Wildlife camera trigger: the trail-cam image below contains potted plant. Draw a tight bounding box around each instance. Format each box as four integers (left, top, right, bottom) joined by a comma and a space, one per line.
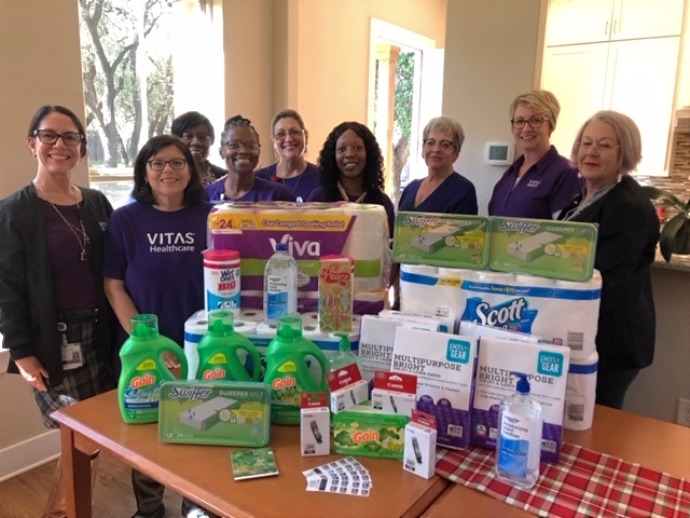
641, 186, 690, 262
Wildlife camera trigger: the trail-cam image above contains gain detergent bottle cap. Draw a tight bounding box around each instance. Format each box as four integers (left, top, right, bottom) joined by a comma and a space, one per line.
207, 309, 234, 337
276, 315, 303, 343
129, 314, 160, 340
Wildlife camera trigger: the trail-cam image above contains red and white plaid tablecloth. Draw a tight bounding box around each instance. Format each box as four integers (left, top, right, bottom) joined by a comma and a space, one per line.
435, 443, 690, 517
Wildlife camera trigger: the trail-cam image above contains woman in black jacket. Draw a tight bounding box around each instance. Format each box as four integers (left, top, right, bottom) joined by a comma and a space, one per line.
0, 105, 116, 517
561, 110, 660, 409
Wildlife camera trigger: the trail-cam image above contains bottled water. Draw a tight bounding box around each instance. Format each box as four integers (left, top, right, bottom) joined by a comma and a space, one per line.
263, 243, 298, 324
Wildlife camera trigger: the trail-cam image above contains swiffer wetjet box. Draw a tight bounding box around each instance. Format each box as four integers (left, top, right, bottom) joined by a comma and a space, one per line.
471, 337, 570, 463
300, 393, 330, 456
489, 217, 597, 281
158, 380, 271, 447
393, 212, 490, 269
391, 328, 477, 450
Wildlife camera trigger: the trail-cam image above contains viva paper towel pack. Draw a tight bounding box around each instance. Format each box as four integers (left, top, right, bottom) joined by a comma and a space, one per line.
207, 202, 390, 314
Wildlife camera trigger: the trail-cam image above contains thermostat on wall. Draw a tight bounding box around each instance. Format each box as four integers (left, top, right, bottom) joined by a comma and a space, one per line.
484, 142, 514, 166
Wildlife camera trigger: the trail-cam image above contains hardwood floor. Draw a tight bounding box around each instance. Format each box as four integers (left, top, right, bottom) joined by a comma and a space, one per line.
0, 452, 182, 518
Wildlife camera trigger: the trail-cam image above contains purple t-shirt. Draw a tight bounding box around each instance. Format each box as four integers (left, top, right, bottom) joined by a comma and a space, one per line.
205, 176, 297, 203
398, 172, 478, 215
306, 187, 396, 238
103, 201, 212, 347
488, 146, 582, 219
254, 162, 320, 203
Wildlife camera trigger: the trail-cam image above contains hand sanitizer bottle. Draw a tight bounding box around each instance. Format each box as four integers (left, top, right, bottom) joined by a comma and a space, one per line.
495, 372, 543, 489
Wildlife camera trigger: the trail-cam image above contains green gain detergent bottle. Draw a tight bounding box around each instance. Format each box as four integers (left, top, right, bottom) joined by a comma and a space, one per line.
264, 316, 329, 425
118, 314, 188, 424
195, 309, 261, 382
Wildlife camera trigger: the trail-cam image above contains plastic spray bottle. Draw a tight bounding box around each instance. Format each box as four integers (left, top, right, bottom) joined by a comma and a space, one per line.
263, 316, 329, 425
118, 314, 188, 424
196, 309, 261, 381
495, 372, 543, 489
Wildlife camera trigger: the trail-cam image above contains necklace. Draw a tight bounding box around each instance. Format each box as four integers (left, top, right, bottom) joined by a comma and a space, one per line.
34, 181, 90, 262
49, 203, 90, 261
337, 181, 366, 203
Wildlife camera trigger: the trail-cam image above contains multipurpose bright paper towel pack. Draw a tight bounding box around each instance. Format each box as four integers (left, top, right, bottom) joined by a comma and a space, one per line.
206, 201, 390, 314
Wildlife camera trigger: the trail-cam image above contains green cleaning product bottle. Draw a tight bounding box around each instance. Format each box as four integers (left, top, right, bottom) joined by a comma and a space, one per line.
196, 309, 261, 382
328, 333, 363, 372
118, 314, 188, 424
264, 316, 329, 425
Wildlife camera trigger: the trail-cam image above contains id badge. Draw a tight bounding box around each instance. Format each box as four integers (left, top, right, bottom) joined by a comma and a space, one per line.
61, 337, 84, 370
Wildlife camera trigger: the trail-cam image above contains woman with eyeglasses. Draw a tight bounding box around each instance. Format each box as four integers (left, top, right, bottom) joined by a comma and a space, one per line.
307, 121, 395, 235
488, 90, 581, 219
254, 109, 320, 202
560, 111, 659, 410
103, 134, 215, 518
398, 116, 478, 215
171, 111, 226, 185
205, 115, 296, 203
0, 105, 116, 517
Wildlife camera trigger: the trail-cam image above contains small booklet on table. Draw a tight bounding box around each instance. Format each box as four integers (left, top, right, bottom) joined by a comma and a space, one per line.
231, 447, 279, 481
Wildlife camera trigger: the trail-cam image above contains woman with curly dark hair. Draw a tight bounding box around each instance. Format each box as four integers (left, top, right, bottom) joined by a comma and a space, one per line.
307, 121, 395, 235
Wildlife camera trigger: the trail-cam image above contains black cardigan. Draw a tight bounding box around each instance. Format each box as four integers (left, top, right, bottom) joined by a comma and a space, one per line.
0, 184, 115, 385
560, 175, 660, 371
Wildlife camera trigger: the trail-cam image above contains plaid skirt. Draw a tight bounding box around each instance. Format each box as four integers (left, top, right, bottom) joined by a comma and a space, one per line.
33, 315, 116, 429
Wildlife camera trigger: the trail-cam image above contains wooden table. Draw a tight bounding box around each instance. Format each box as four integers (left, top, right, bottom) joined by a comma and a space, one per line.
423, 405, 690, 517
52, 390, 448, 518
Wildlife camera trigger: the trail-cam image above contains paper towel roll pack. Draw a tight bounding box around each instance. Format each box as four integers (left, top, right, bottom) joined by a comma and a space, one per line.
401, 267, 601, 360
207, 202, 389, 314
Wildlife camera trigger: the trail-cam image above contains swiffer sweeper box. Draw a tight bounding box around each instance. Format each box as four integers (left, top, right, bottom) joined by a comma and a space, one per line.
471, 337, 570, 463
391, 328, 477, 449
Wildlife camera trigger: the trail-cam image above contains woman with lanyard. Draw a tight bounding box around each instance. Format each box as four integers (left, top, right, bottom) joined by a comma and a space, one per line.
0, 105, 116, 517
306, 121, 395, 236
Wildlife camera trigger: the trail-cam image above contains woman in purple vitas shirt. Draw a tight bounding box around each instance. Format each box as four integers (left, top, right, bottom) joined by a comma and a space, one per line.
488, 90, 582, 219
253, 109, 320, 202
205, 115, 295, 203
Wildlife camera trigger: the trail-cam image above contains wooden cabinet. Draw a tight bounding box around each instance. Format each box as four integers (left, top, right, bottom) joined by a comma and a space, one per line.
542, 0, 684, 175
545, 0, 684, 45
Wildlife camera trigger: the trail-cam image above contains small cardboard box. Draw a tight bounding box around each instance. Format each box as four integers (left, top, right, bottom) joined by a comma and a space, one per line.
489, 217, 598, 281
404, 411, 438, 479
158, 380, 271, 447
333, 402, 408, 459
371, 370, 417, 417
300, 393, 330, 457
327, 363, 369, 414
393, 212, 490, 269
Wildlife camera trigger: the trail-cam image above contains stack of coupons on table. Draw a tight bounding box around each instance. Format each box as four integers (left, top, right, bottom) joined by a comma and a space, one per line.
302, 457, 372, 497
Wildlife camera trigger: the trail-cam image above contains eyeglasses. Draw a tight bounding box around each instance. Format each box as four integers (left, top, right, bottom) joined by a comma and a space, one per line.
510, 116, 549, 129
222, 141, 260, 151
578, 140, 620, 152
180, 133, 212, 143
422, 139, 455, 151
33, 130, 83, 146
147, 158, 187, 171
273, 128, 304, 140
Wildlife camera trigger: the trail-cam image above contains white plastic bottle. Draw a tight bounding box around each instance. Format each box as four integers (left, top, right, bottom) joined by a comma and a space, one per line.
263, 243, 298, 325
495, 372, 543, 489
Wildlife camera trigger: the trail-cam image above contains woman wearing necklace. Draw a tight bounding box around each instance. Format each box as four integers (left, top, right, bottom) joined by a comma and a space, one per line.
205, 115, 296, 203
306, 121, 395, 237
560, 111, 659, 410
254, 109, 320, 202
171, 111, 226, 185
0, 105, 116, 517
